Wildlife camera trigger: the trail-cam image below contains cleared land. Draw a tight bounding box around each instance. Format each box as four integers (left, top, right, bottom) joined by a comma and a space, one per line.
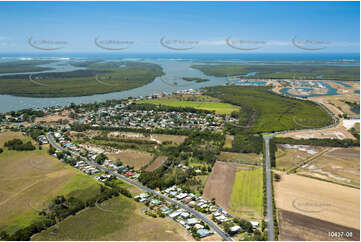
274, 173, 360, 230
108, 149, 155, 170
275, 144, 326, 171
278, 209, 360, 241
298, 147, 360, 187
277, 121, 355, 140
107, 132, 186, 145
145, 156, 168, 172
217, 152, 262, 165
228, 167, 263, 219
223, 135, 234, 149
136, 100, 239, 114
202, 161, 238, 210
0, 132, 100, 235
32, 195, 193, 241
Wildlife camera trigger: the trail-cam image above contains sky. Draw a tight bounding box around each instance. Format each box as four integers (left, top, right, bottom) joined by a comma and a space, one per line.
0, 1, 359, 53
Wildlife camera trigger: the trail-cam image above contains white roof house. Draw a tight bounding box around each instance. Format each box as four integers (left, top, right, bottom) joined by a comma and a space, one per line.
250, 221, 259, 229
230, 225, 241, 233
169, 211, 182, 219
187, 218, 199, 225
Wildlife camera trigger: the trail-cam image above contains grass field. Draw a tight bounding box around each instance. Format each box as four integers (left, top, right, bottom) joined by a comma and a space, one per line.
223, 135, 234, 149
136, 99, 239, 114
32, 195, 192, 241
206, 86, 333, 133
108, 149, 155, 170
228, 167, 263, 219
0, 132, 100, 235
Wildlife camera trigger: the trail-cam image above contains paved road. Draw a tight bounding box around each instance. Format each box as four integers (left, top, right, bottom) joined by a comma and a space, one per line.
263, 134, 274, 241
47, 133, 232, 241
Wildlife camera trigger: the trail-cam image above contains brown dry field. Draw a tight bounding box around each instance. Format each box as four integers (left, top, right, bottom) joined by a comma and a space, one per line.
151, 134, 187, 145
145, 156, 168, 172
107, 132, 186, 145
34, 110, 75, 124
275, 144, 325, 170
223, 135, 234, 149
298, 147, 360, 187
274, 173, 360, 230
277, 121, 355, 140
108, 149, 155, 170
69, 130, 102, 141
278, 209, 360, 241
0, 132, 99, 234
202, 161, 238, 210
217, 151, 262, 165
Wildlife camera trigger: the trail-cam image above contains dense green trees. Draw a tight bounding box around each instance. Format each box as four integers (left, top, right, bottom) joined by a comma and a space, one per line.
273, 137, 359, 147
4, 139, 35, 151
224, 134, 263, 154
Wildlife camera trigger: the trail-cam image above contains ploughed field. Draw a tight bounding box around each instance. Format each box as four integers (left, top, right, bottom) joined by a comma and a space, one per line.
274, 173, 360, 238
278, 209, 360, 241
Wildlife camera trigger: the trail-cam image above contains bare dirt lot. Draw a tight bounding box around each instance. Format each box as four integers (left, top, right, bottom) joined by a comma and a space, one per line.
108, 149, 155, 170
277, 121, 355, 140
275, 144, 326, 171
298, 147, 360, 187
274, 174, 360, 230
145, 156, 168, 172
278, 209, 360, 241
202, 161, 238, 210
107, 132, 186, 145
34, 110, 75, 124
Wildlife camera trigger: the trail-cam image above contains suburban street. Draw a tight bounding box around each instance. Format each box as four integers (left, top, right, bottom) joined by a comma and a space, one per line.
263, 134, 274, 241
47, 133, 233, 241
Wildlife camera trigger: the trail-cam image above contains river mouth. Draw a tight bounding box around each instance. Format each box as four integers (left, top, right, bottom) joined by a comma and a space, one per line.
0, 54, 358, 113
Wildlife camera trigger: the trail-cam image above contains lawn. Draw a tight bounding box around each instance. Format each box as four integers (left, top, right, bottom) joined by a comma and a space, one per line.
136, 99, 239, 114
228, 167, 263, 219
32, 195, 190, 241
0, 132, 100, 235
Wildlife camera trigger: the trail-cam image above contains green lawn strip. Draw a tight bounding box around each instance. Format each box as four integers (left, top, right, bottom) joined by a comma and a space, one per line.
136, 99, 239, 114
229, 168, 263, 218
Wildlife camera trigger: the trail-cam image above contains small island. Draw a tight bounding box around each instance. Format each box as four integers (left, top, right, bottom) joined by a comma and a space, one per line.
182, 77, 209, 83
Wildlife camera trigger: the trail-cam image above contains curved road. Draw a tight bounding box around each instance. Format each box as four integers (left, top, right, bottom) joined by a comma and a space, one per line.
47, 133, 232, 241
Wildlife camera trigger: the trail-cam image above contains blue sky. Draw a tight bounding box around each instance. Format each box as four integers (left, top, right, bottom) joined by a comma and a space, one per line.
0, 1, 359, 53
